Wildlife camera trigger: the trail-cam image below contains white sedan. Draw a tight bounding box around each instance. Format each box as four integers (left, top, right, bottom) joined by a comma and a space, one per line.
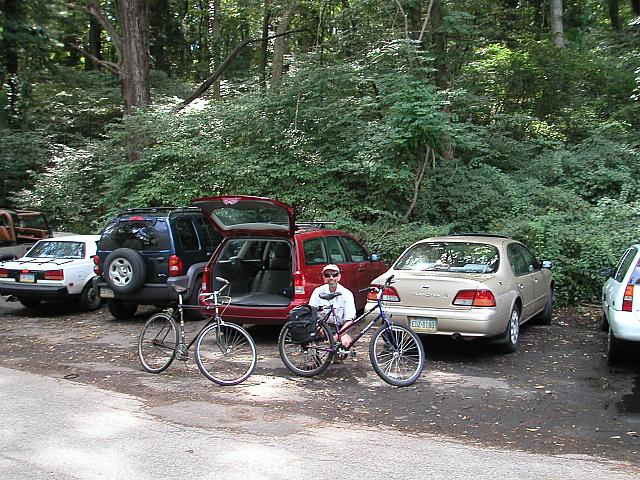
0, 235, 102, 310
602, 244, 640, 363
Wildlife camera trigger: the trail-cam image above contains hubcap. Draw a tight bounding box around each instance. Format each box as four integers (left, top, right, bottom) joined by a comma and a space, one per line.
109, 258, 133, 287
509, 309, 520, 344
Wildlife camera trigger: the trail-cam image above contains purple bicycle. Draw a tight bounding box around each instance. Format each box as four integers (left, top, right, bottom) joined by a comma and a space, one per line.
278, 276, 425, 387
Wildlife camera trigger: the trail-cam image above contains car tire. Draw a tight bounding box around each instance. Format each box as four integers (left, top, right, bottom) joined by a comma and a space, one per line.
104, 248, 146, 294
184, 275, 205, 321
78, 281, 103, 311
607, 327, 622, 364
536, 288, 553, 325
17, 298, 40, 308
600, 312, 609, 332
496, 305, 520, 354
107, 299, 138, 319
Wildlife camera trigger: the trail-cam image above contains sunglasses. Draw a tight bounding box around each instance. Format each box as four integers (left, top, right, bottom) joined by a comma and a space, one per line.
323, 272, 340, 278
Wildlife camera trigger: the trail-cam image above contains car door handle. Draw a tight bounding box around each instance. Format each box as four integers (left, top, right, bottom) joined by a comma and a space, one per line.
533, 278, 539, 283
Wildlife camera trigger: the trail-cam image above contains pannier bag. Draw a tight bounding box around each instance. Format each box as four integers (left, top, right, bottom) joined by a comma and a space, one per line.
287, 305, 319, 344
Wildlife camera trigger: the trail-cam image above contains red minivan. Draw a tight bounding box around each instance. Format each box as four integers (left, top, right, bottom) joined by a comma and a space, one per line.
193, 195, 387, 325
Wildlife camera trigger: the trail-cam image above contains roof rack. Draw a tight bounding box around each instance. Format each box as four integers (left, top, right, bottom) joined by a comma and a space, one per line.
296, 221, 336, 230
120, 206, 201, 215
448, 232, 509, 238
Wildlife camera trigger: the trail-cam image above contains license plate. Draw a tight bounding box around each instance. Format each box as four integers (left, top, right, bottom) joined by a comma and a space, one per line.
19, 273, 35, 283
100, 288, 115, 298
410, 317, 437, 333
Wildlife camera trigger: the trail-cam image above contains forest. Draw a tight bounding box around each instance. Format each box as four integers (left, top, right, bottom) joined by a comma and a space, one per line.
0, 0, 639, 305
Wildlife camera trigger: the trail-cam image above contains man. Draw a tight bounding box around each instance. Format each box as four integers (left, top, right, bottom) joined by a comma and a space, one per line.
309, 264, 356, 349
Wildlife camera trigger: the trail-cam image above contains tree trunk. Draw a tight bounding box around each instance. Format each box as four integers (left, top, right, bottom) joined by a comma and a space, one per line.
259, 0, 271, 89
86, 18, 102, 71
430, 0, 448, 90
550, 0, 565, 48
117, 0, 151, 116
608, 0, 621, 30
271, 3, 297, 90
2, 0, 22, 129
208, 0, 222, 98
149, 0, 171, 74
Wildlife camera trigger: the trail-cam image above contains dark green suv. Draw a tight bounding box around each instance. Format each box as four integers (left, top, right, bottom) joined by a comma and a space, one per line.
93, 207, 221, 319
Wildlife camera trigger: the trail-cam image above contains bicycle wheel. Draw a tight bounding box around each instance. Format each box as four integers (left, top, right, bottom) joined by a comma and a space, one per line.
138, 312, 179, 374
278, 321, 333, 377
195, 322, 257, 386
369, 324, 425, 387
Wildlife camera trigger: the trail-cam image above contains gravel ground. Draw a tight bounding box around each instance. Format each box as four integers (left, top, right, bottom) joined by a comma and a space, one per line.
1, 298, 639, 471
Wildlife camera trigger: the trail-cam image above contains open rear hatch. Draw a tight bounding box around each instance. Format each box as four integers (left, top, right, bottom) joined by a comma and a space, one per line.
192, 195, 296, 238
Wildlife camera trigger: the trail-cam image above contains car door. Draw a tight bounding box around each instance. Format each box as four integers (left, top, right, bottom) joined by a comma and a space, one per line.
323, 235, 357, 292
339, 235, 371, 308
516, 244, 546, 314
507, 243, 537, 320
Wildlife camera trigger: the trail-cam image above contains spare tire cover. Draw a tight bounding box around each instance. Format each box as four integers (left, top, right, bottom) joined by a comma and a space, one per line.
104, 248, 147, 294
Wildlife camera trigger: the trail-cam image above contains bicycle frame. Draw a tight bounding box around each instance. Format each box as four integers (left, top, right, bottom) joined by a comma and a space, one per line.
316, 281, 394, 352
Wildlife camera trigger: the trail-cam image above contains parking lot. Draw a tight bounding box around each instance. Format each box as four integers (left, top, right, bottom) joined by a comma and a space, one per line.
1, 298, 639, 468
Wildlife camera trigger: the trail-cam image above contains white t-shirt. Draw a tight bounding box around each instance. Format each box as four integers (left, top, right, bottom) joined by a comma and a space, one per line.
309, 283, 356, 325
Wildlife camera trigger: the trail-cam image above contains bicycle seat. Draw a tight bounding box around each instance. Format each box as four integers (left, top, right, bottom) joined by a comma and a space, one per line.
319, 292, 342, 301
171, 284, 188, 294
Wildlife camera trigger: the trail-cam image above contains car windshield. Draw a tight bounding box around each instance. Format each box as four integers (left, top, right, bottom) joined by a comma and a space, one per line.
394, 242, 500, 273
27, 241, 85, 259
99, 218, 171, 252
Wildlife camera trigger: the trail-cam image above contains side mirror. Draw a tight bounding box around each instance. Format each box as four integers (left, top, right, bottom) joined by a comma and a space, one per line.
370, 253, 381, 262
541, 260, 553, 270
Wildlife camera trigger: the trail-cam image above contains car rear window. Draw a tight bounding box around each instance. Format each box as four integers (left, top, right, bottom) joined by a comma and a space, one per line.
100, 218, 171, 252
394, 242, 500, 273
27, 241, 85, 259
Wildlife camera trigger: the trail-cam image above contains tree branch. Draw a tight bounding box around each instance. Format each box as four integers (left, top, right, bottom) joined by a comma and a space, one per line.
69, 43, 120, 75
178, 29, 307, 110
68, 1, 122, 62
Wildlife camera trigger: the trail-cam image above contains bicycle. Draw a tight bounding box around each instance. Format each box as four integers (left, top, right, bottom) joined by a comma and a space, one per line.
278, 275, 425, 387
137, 277, 257, 386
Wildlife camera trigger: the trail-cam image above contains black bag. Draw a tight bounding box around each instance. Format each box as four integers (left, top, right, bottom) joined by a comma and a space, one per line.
287, 305, 319, 344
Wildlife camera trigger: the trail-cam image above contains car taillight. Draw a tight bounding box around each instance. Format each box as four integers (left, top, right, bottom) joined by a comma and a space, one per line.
168, 255, 183, 277
453, 289, 496, 307
294, 271, 306, 295
380, 285, 400, 302
0, 268, 7, 278
622, 285, 634, 312
367, 285, 381, 301
93, 255, 102, 275
202, 265, 211, 292
44, 270, 64, 281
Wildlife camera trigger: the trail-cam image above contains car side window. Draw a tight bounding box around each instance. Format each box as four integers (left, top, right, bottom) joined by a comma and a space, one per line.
517, 245, 540, 272
614, 248, 638, 283
197, 217, 221, 251
324, 236, 347, 264
303, 238, 328, 265
507, 244, 529, 276
174, 218, 199, 251
341, 236, 367, 262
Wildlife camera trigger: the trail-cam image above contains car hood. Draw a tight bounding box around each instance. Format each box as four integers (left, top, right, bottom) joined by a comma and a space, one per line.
192, 195, 296, 238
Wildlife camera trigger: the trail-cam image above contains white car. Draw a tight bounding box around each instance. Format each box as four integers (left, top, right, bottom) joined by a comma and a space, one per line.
0, 235, 102, 310
602, 244, 640, 363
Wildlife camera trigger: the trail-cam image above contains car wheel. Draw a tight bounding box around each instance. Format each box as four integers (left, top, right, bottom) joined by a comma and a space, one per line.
104, 248, 146, 294
607, 327, 622, 364
78, 282, 103, 311
536, 288, 553, 325
496, 305, 520, 354
184, 276, 205, 321
17, 298, 40, 308
600, 311, 609, 332
106, 299, 138, 319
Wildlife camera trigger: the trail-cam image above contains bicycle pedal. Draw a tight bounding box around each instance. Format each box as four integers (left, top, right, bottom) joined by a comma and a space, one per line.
350, 349, 357, 357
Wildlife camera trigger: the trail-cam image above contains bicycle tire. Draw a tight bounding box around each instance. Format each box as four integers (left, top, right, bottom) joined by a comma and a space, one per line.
195, 322, 257, 386
138, 312, 179, 374
369, 324, 425, 387
278, 321, 333, 377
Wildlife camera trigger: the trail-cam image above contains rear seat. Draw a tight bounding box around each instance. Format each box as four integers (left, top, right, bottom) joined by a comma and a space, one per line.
251, 244, 291, 295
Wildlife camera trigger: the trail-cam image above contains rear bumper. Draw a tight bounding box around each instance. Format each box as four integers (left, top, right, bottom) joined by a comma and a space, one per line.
367, 301, 508, 337
213, 298, 303, 325
94, 278, 176, 305
609, 309, 640, 342
0, 283, 70, 299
